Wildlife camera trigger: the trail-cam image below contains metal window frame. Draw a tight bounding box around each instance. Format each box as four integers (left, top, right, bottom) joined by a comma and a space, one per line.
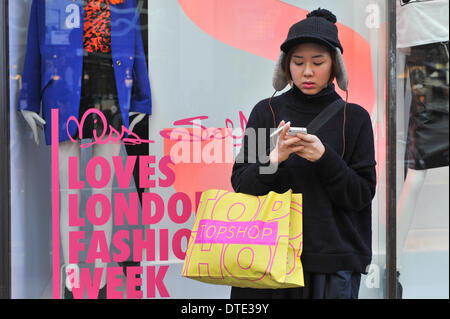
386, 0, 398, 300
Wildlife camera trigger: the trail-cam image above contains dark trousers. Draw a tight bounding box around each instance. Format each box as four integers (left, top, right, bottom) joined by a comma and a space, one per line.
77, 51, 123, 139
230, 271, 361, 299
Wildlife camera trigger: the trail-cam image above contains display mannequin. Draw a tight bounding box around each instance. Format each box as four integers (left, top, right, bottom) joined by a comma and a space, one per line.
396, 0, 449, 297
18, 0, 152, 298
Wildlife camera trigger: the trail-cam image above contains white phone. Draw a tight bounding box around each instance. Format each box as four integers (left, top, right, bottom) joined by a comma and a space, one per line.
287, 127, 307, 136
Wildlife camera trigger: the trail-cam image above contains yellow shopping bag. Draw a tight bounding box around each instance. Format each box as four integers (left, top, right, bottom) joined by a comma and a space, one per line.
182, 189, 304, 288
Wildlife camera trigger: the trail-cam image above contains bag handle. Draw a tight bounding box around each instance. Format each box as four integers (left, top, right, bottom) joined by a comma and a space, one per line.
306, 98, 345, 134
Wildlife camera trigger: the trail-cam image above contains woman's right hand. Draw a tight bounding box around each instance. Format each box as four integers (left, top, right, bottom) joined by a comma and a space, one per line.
269, 120, 304, 165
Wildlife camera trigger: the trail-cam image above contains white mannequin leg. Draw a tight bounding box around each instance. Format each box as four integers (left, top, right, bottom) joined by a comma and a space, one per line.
396, 168, 428, 267
60, 139, 121, 292
59, 140, 82, 290
91, 142, 121, 289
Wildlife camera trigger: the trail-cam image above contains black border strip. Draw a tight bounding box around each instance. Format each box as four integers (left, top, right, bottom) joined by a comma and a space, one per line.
0, 0, 11, 300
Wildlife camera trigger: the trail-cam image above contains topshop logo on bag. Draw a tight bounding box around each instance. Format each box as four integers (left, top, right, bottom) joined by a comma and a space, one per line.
195, 220, 278, 245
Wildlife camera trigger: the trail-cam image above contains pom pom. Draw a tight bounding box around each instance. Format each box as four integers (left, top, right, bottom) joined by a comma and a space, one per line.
307, 8, 337, 24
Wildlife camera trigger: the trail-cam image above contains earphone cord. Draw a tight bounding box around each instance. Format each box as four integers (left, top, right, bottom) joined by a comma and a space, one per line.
269, 90, 278, 149
341, 90, 348, 159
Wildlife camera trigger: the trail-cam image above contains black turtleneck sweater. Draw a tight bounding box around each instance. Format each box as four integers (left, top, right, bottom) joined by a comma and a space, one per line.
231, 84, 377, 274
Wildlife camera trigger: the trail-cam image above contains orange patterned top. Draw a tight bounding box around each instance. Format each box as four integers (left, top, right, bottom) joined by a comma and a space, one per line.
83, 0, 112, 53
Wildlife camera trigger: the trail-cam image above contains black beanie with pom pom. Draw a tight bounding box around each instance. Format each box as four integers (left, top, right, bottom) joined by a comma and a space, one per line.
280, 8, 343, 54
273, 8, 348, 92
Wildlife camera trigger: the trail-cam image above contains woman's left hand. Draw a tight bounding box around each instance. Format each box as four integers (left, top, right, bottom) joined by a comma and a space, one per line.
294, 133, 326, 162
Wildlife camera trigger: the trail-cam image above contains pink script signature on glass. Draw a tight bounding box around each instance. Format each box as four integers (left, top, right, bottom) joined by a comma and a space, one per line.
159, 111, 248, 147
67, 109, 248, 148
66, 109, 154, 148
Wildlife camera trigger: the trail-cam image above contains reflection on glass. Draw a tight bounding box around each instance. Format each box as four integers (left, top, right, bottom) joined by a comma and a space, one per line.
396, 0, 449, 299
9, 0, 393, 299
11, 0, 151, 299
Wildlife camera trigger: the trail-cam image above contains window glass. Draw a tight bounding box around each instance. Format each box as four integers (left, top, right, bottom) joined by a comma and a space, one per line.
9, 0, 389, 299
396, 0, 449, 299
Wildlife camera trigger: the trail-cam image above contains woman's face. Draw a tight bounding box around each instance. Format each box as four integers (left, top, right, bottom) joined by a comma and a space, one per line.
289, 43, 333, 95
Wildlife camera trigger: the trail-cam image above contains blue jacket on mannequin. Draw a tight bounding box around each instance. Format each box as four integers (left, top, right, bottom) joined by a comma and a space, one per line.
17, 0, 152, 145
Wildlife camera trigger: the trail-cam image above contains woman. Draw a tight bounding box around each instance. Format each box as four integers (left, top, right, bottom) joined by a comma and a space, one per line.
230, 9, 377, 299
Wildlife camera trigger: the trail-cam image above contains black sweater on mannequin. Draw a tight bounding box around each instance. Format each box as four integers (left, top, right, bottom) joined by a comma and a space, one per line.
231, 84, 377, 274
